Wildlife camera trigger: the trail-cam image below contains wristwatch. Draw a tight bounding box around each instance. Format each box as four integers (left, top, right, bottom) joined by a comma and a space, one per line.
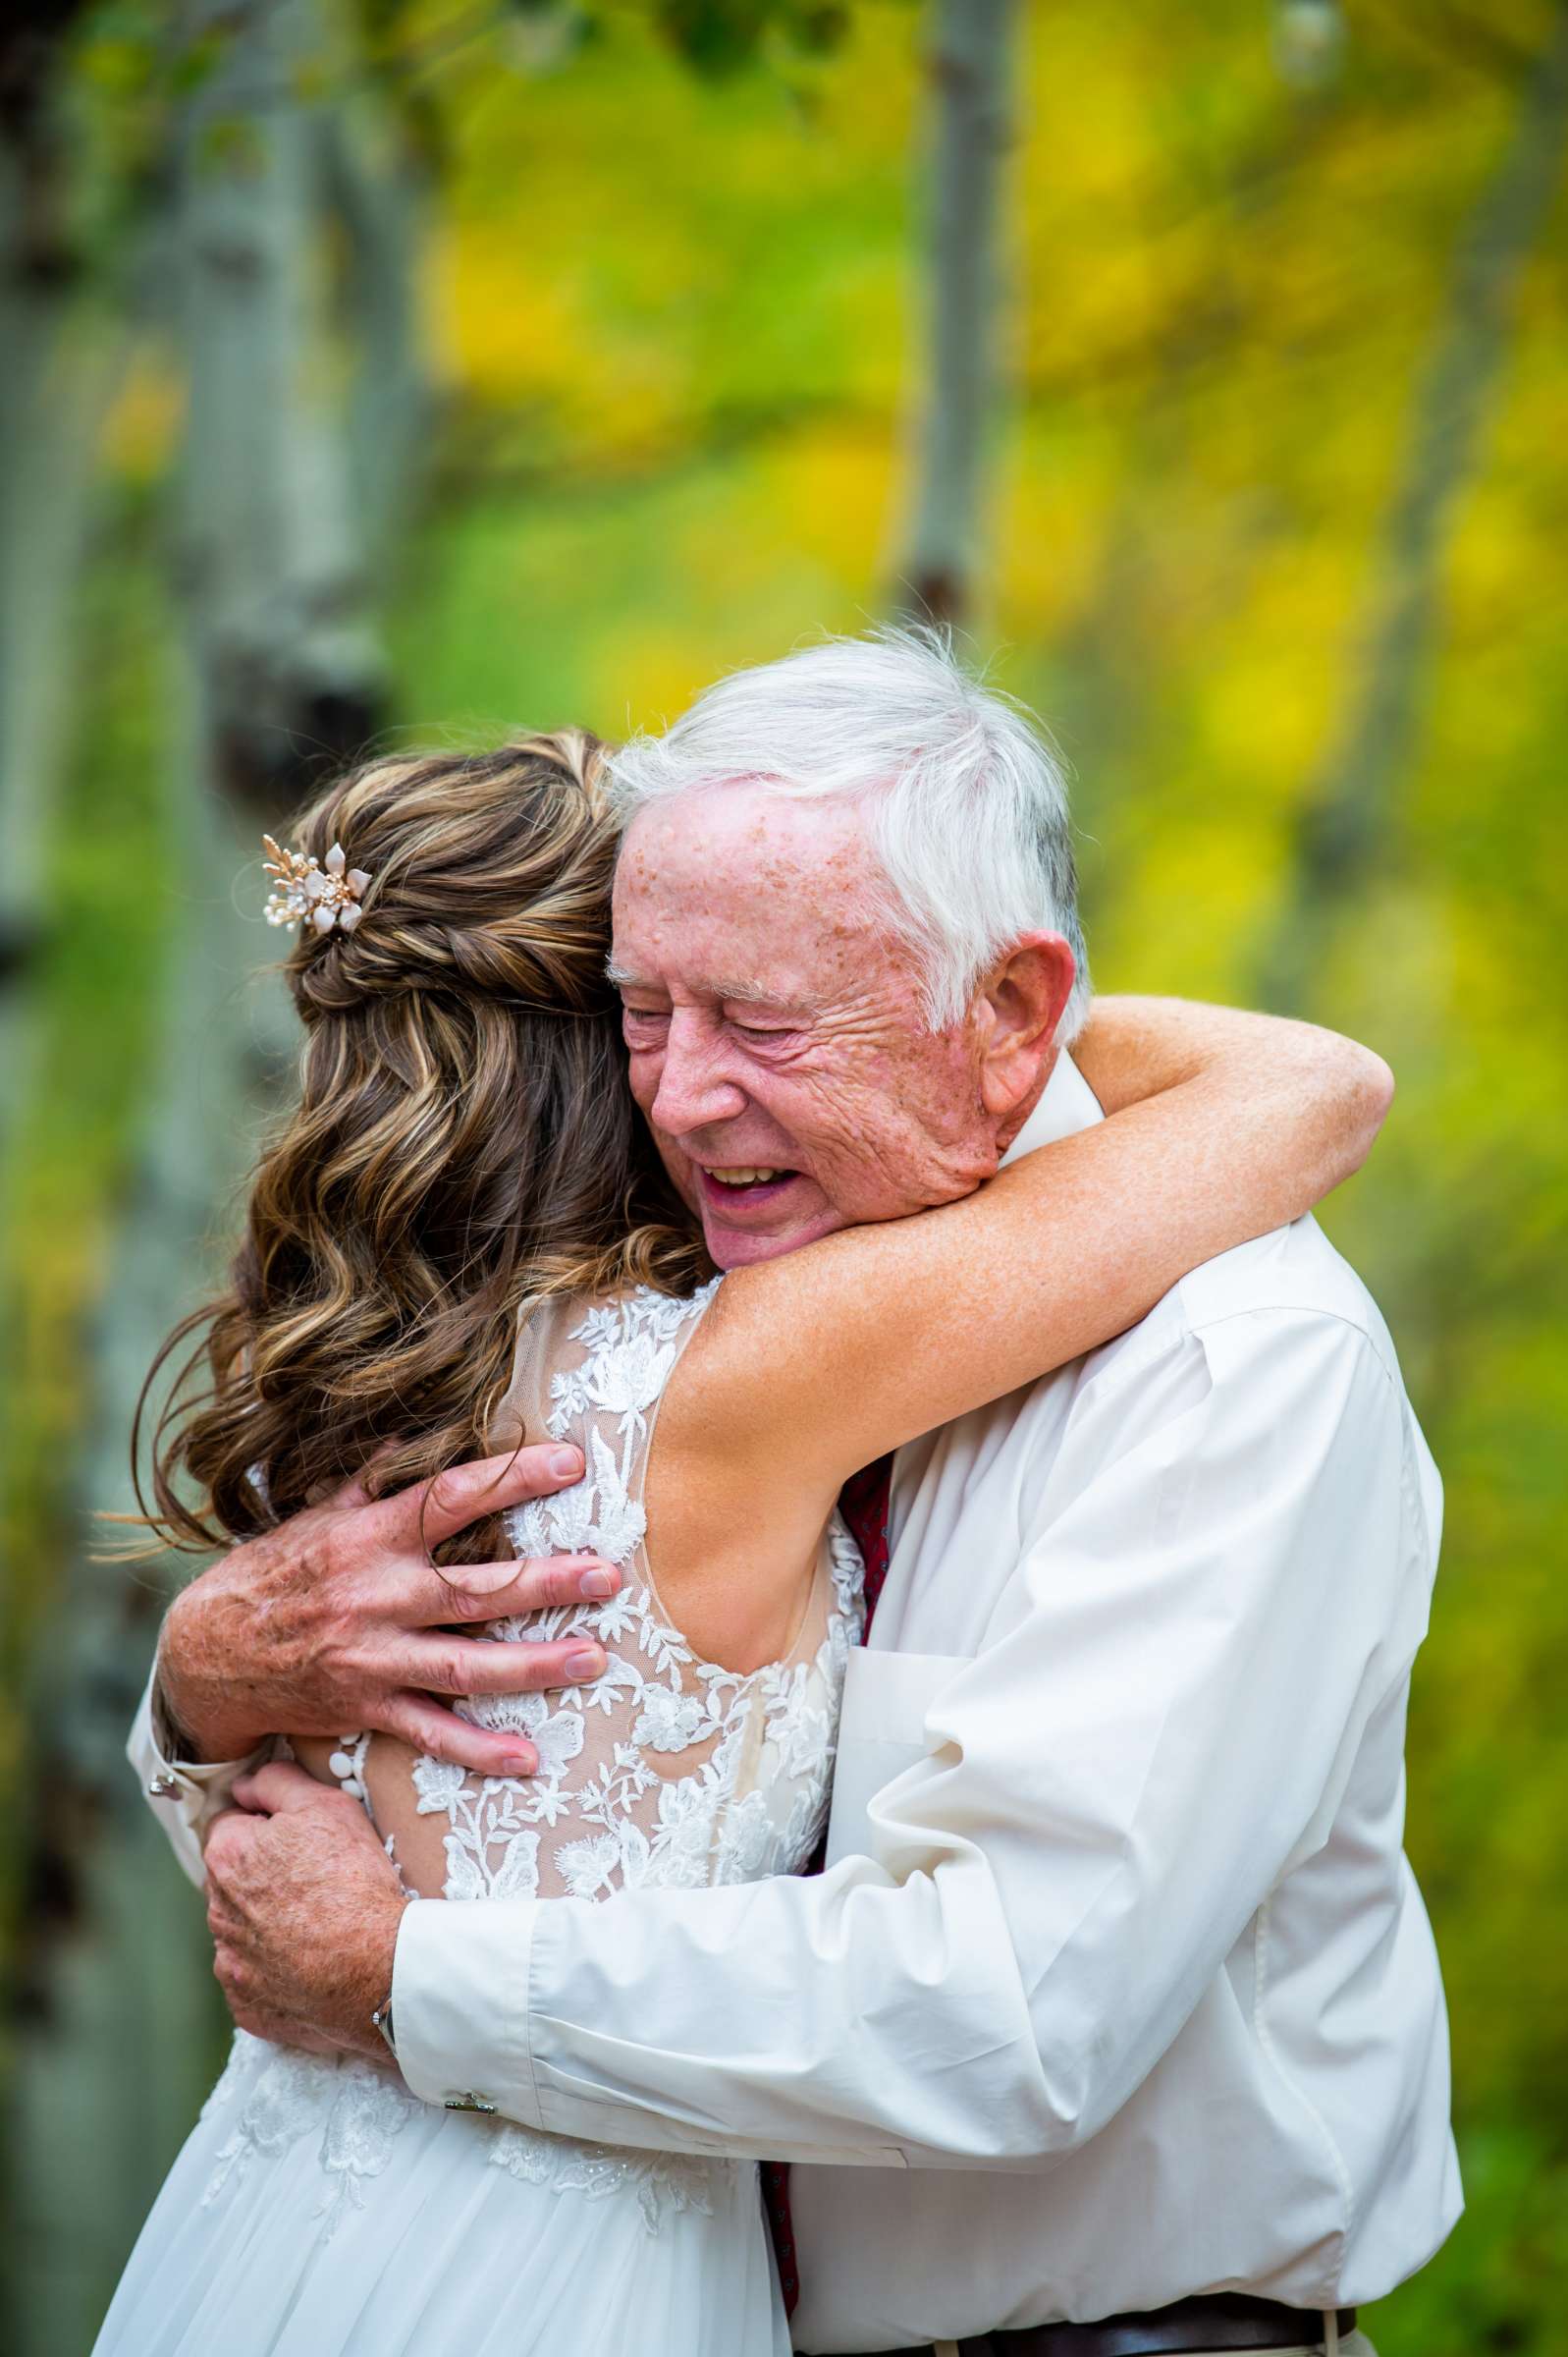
371, 1993, 398, 2056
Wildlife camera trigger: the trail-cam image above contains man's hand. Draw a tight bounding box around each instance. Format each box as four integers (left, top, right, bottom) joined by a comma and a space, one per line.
205, 1763, 407, 2062
159, 1447, 620, 1778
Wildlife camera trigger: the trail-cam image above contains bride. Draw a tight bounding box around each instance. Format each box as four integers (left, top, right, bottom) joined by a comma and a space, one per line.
97, 729, 1387, 2356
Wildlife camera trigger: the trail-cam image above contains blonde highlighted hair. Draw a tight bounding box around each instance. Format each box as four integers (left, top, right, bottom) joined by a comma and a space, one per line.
138, 732, 708, 1557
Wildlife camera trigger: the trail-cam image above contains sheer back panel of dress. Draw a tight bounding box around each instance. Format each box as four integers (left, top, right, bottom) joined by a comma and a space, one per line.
97, 1282, 860, 2348
341, 1282, 863, 1905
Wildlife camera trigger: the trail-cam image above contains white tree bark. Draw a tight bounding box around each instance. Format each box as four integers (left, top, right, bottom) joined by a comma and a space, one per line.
899, 0, 1019, 625
5, 7, 406, 2335
322, 93, 435, 567
176, 0, 386, 810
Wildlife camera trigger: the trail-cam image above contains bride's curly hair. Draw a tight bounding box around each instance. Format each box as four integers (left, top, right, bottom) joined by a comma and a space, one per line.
137, 732, 708, 1558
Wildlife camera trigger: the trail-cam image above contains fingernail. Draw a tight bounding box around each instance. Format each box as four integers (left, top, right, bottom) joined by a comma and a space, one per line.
550, 1448, 582, 1478
566, 1645, 605, 1680
579, 1567, 617, 1600
500, 1749, 536, 1776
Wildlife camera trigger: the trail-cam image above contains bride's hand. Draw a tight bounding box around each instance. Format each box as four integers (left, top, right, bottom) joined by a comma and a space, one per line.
157, 1444, 622, 1775
205, 1763, 407, 2062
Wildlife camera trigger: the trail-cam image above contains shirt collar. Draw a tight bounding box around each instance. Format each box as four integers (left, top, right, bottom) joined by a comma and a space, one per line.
1000, 1050, 1105, 1169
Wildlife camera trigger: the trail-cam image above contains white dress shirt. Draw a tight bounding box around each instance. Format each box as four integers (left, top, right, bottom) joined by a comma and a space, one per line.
131, 1680, 271, 1887
135, 1056, 1461, 2351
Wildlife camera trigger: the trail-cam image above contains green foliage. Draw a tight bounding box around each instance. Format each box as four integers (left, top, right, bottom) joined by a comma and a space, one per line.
0, 495, 176, 1987
646, 0, 851, 76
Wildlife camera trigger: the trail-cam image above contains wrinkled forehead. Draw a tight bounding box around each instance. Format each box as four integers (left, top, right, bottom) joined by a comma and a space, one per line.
611, 787, 893, 995
616, 782, 873, 893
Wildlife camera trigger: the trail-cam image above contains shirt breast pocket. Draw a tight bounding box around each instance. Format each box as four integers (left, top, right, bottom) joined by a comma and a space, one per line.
825, 1649, 972, 1868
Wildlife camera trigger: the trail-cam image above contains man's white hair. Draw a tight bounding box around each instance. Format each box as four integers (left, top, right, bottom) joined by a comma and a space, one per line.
605, 625, 1090, 1039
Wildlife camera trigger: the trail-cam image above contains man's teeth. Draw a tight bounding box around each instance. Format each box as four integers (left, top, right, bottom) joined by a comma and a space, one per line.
709, 1167, 784, 1187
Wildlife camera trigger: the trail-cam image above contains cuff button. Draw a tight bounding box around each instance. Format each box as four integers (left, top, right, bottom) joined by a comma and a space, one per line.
147, 1773, 181, 1799
443, 2091, 498, 2114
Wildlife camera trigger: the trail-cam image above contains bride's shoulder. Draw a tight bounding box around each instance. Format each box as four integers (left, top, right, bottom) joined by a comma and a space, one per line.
535, 1276, 723, 1363
577, 1274, 721, 1333
514, 1277, 726, 1428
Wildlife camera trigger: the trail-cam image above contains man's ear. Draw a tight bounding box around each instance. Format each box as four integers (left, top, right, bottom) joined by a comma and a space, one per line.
974, 933, 1077, 1120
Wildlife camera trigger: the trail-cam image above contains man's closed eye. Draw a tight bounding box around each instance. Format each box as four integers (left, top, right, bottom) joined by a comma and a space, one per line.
622, 1010, 672, 1042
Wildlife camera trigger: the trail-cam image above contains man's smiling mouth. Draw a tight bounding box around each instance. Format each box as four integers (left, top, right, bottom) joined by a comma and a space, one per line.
697, 1166, 801, 1208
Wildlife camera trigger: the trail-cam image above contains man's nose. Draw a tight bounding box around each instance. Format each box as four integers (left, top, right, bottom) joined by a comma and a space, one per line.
650, 1011, 749, 1137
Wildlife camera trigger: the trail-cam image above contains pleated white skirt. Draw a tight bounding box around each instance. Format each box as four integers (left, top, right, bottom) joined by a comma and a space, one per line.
93, 2032, 788, 2357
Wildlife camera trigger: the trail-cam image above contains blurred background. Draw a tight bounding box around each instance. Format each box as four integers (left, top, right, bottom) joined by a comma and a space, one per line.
1, 1, 1565, 2349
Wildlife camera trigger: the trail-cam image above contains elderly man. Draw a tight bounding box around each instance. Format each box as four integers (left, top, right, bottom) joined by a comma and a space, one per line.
135, 631, 1459, 2357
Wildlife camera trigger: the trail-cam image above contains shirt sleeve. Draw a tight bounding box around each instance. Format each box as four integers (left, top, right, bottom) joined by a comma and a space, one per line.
128, 1661, 272, 1891
393, 1306, 1433, 2166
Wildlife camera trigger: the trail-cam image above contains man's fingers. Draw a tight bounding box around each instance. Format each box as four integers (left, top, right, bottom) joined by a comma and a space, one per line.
211, 1940, 248, 2002
401, 1632, 608, 1701
376, 1445, 584, 1553
202, 1806, 257, 1875
212, 1950, 341, 2056
242, 2010, 342, 2058
205, 1886, 241, 1943
381, 1691, 540, 1780
232, 1761, 351, 1819
411, 1554, 621, 1623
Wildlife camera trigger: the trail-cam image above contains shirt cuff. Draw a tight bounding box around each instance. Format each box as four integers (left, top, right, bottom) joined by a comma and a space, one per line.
129, 1671, 270, 1891
392, 1898, 543, 2123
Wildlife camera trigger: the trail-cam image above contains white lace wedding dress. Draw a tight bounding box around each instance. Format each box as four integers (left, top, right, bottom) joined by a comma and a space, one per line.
95, 1280, 862, 2357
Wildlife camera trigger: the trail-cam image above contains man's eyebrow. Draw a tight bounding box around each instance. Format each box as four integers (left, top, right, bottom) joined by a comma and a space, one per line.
716, 985, 819, 1017
604, 958, 818, 1016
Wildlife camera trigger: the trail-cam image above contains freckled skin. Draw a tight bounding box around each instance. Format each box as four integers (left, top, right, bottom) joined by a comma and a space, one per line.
613, 791, 1058, 1271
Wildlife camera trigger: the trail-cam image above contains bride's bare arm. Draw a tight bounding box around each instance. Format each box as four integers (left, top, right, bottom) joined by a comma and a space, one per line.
1070, 997, 1388, 1141
664, 998, 1390, 1531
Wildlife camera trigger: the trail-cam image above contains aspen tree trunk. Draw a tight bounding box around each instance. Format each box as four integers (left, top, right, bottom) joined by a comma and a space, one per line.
899, 0, 1018, 626
177, 0, 387, 811
323, 93, 435, 566
1263, 6, 1568, 1013
6, 5, 406, 2338
8, 3, 427, 2330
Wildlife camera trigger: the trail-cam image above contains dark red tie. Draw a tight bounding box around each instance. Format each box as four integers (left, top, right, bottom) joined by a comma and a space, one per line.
838, 1453, 894, 1626
761, 1453, 893, 2317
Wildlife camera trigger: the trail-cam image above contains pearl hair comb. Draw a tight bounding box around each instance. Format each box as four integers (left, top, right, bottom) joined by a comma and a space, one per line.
262, 835, 372, 937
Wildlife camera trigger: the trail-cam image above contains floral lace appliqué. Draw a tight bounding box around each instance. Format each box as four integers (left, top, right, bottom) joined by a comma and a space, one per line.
420, 1281, 862, 1913
200, 2034, 418, 2240
486, 2119, 717, 2235
196, 2035, 712, 2239
213, 1280, 864, 2241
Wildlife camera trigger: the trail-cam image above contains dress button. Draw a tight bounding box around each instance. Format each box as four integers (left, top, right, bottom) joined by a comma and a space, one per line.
146, 1772, 180, 1799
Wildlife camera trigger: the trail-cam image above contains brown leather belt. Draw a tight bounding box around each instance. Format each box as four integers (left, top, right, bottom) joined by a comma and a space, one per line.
849, 2293, 1358, 2357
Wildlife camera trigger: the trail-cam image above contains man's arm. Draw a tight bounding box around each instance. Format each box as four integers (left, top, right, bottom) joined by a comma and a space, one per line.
390, 1302, 1435, 2166
130, 1666, 273, 1890
135, 1443, 622, 1887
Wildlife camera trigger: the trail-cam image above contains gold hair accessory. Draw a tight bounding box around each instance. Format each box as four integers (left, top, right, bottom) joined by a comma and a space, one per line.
262, 836, 372, 937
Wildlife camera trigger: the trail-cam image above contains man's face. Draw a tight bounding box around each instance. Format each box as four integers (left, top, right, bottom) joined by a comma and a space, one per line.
612, 789, 1003, 1270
